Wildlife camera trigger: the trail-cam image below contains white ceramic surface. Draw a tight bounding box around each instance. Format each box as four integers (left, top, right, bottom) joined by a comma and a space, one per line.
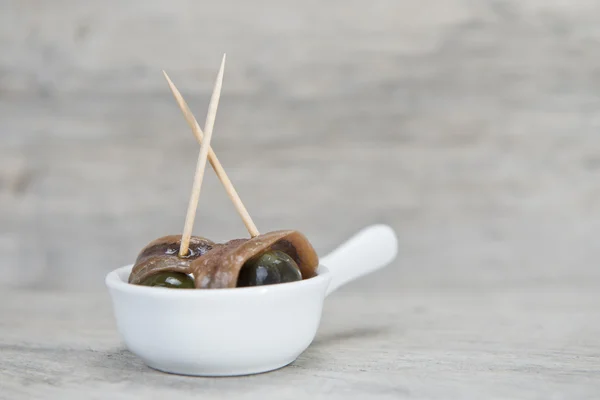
105, 224, 398, 376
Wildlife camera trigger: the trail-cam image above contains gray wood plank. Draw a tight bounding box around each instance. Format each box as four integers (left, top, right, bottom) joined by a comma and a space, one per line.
1, 288, 598, 399
2, 0, 600, 292
1, 90, 600, 290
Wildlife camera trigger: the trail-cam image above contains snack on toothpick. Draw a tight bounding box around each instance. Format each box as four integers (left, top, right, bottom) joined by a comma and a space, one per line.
128, 55, 319, 290
128, 235, 215, 287
191, 230, 318, 288
128, 55, 225, 287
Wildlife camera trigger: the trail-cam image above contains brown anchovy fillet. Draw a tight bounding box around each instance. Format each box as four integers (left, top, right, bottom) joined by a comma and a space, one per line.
190, 230, 319, 289
128, 235, 215, 284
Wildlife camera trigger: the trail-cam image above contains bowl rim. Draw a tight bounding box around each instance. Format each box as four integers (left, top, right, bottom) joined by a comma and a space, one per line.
105, 264, 331, 298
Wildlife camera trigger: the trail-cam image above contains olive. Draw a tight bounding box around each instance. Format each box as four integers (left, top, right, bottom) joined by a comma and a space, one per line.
237, 250, 302, 287
139, 271, 195, 289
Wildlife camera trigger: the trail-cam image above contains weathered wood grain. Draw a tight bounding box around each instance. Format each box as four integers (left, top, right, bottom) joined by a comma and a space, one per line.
1, 288, 598, 399
1, 0, 600, 290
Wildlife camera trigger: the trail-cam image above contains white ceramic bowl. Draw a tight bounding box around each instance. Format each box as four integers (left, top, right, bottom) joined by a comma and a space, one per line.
106, 224, 398, 376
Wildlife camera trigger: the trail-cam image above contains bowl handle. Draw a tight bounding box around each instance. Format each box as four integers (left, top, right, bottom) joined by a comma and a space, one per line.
321, 224, 398, 296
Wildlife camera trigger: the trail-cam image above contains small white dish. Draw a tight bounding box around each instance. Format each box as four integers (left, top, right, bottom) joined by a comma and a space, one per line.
105, 224, 398, 376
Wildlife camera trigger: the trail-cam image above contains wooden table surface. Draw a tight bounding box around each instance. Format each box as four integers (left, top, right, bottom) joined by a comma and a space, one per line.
2, 283, 599, 399
2, 0, 600, 398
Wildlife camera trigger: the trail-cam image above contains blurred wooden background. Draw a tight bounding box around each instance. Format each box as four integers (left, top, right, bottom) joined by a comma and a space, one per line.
2, 0, 600, 292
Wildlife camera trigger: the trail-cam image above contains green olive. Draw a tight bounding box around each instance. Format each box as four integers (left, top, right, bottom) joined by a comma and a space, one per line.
237, 250, 302, 287
139, 272, 195, 289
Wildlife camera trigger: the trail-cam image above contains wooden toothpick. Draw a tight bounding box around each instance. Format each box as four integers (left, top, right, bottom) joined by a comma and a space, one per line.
178, 54, 226, 257
163, 68, 260, 239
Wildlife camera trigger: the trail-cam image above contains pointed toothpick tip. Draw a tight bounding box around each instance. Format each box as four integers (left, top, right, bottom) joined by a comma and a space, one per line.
217, 55, 226, 81
161, 71, 190, 122
162, 70, 176, 90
